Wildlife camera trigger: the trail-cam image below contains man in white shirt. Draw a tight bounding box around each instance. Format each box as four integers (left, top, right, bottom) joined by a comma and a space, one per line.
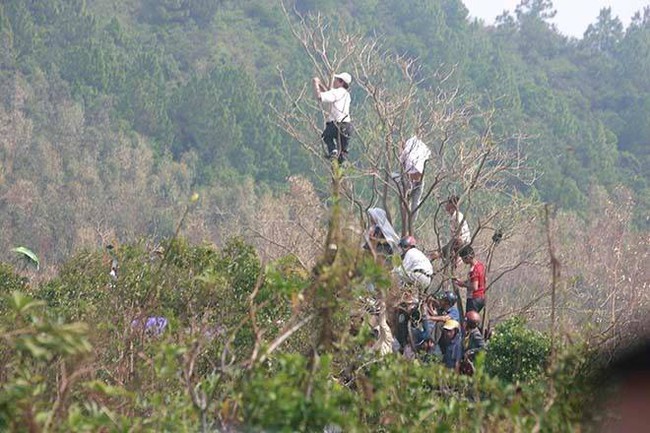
312, 72, 353, 163
441, 195, 471, 266
399, 135, 431, 221
394, 235, 434, 291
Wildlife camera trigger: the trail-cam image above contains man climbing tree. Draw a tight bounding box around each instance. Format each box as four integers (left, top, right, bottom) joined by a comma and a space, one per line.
440, 195, 472, 266
313, 72, 353, 163
396, 134, 432, 222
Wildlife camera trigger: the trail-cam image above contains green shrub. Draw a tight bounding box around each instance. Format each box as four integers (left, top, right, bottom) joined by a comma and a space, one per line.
0, 264, 29, 311
0, 292, 93, 432
485, 317, 551, 383
0, 240, 603, 432
243, 354, 355, 432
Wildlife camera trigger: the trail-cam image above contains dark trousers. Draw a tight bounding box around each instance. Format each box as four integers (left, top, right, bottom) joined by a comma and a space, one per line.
322, 121, 352, 162
466, 297, 485, 313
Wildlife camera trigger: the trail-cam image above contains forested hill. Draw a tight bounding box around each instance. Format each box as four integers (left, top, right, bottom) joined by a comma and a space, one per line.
0, 0, 649, 263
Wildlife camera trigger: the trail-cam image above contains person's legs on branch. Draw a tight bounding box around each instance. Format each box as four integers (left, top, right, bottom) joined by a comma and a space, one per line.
337, 122, 352, 163
413, 272, 431, 293
466, 297, 485, 313
441, 241, 453, 264
322, 122, 338, 159
410, 179, 423, 221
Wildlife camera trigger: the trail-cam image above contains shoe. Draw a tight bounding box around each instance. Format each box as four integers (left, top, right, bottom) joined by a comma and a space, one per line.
328, 150, 339, 160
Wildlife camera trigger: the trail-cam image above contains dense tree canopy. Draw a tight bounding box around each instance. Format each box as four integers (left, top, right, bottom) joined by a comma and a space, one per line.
0, 0, 648, 265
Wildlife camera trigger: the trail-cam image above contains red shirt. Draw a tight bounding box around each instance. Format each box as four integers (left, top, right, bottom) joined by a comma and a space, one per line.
469, 261, 486, 298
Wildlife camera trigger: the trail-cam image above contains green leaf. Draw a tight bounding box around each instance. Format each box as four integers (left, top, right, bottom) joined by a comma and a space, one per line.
11, 246, 40, 270
18, 337, 51, 359
85, 380, 132, 398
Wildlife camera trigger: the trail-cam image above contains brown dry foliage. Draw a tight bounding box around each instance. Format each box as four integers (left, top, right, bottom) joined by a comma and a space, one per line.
251, 175, 327, 269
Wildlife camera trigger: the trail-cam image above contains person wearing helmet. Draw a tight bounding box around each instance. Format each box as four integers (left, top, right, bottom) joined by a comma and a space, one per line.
453, 245, 487, 313
413, 291, 460, 352
422, 292, 460, 349
393, 235, 434, 291
427, 291, 460, 322
313, 72, 353, 163
463, 310, 485, 361
440, 319, 462, 372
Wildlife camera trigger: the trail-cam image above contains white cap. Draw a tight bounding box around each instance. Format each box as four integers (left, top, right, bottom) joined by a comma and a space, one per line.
334, 72, 352, 85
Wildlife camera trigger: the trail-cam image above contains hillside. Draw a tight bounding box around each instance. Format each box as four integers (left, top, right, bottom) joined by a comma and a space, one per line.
1, 1, 649, 431
0, 0, 648, 265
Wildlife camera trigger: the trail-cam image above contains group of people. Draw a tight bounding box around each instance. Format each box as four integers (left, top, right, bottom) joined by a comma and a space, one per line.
411, 293, 486, 372
314, 72, 488, 370
365, 197, 487, 309
363, 197, 489, 371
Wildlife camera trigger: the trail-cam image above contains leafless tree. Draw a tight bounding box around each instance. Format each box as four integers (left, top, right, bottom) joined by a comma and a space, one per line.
271, 5, 544, 327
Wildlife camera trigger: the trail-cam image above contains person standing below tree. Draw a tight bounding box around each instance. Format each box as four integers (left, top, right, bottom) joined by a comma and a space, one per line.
440, 319, 462, 372
459, 310, 486, 376
312, 72, 353, 163
463, 310, 485, 360
453, 245, 487, 313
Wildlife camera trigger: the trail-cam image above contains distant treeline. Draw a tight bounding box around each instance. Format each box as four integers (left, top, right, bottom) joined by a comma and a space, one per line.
0, 0, 648, 262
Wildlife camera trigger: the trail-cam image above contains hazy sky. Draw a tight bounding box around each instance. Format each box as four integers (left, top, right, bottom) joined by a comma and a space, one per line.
463, 0, 650, 38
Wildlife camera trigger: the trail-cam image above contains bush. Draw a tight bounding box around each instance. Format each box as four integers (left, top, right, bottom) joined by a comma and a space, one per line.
243, 354, 355, 432
0, 239, 604, 432
0, 264, 29, 310
485, 317, 551, 383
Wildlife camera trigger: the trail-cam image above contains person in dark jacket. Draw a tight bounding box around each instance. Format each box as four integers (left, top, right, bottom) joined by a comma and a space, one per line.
440, 319, 462, 372
463, 310, 485, 361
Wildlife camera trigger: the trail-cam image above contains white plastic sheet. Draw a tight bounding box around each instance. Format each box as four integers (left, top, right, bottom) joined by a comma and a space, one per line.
366, 207, 400, 253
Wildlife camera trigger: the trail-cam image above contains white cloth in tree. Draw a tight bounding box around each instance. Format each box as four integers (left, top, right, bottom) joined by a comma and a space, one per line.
366, 207, 400, 253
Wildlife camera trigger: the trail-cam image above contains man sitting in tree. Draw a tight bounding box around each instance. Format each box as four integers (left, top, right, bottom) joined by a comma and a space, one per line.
431, 195, 471, 266
393, 236, 434, 292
